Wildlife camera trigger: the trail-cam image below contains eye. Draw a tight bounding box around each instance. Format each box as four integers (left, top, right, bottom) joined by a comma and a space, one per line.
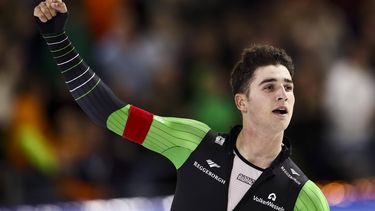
264, 84, 274, 91
284, 84, 293, 92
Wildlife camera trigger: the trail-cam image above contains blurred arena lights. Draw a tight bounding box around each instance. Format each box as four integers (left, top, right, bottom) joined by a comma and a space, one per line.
1, 178, 375, 210
321, 177, 375, 210
0, 195, 173, 211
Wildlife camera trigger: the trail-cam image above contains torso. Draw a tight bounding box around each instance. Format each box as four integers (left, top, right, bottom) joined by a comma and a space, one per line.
227, 148, 263, 211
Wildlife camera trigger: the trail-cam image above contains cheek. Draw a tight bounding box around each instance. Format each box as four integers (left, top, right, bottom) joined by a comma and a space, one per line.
288, 94, 295, 111
289, 94, 295, 104
247, 96, 272, 115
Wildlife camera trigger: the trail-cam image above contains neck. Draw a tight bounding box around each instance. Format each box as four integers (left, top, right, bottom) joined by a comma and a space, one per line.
235, 127, 284, 169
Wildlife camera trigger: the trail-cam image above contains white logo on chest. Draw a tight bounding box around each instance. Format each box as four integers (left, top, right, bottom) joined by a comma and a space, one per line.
215, 136, 225, 146
206, 159, 221, 168
268, 193, 277, 201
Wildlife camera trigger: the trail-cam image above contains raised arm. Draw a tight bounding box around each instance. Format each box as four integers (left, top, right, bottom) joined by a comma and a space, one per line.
34, 0, 125, 127
33, 0, 211, 169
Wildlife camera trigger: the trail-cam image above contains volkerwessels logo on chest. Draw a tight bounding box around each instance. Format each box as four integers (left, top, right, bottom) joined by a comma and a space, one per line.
253, 193, 285, 211
193, 159, 226, 185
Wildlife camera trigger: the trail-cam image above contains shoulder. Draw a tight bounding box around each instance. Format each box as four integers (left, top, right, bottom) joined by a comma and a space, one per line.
278, 158, 309, 187
277, 159, 329, 210
197, 130, 230, 149
199, 125, 240, 151
294, 180, 330, 211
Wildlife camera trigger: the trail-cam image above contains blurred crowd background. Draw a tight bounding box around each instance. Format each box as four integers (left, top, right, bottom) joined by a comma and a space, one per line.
0, 0, 374, 207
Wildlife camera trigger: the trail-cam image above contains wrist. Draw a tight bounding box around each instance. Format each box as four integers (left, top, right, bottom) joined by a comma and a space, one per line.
35, 12, 68, 35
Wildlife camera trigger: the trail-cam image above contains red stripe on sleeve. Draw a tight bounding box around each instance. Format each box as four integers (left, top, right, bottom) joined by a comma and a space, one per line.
123, 105, 153, 144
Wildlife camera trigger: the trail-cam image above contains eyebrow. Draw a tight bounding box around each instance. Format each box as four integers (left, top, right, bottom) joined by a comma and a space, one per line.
258, 78, 293, 86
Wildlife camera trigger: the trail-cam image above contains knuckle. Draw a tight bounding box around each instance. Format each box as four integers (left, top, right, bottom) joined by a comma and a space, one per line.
36, 7, 42, 15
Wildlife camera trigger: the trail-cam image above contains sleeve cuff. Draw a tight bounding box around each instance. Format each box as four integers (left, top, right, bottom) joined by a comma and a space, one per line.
34, 12, 68, 35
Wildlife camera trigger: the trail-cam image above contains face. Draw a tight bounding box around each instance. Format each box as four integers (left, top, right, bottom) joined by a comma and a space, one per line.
235, 65, 295, 133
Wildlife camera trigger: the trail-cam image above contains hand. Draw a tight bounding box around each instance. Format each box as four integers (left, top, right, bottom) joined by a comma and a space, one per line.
34, 0, 67, 23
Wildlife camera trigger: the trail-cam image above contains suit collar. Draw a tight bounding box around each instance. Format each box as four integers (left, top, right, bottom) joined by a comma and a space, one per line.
227, 125, 292, 169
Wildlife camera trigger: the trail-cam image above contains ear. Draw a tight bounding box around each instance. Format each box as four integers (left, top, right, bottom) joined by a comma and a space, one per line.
234, 93, 248, 113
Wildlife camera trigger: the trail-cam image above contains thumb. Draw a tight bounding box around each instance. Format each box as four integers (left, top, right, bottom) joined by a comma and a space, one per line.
51, 1, 67, 13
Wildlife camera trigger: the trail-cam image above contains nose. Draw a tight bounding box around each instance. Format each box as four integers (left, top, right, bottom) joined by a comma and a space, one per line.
276, 87, 288, 102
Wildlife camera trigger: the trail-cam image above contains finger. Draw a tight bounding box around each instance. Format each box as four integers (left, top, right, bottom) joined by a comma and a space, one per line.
34, 6, 48, 22
45, 2, 57, 17
40, 2, 53, 20
34, 6, 48, 23
51, 1, 67, 13
44, 0, 57, 16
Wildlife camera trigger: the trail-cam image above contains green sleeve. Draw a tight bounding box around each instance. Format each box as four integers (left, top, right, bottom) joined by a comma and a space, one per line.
294, 180, 330, 211
106, 105, 210, 169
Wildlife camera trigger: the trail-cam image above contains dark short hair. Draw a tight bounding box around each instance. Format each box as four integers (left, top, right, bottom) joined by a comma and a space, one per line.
230, 45, 294, 95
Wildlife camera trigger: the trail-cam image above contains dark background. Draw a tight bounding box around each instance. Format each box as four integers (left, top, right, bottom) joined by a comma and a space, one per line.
0, 0, 374, 206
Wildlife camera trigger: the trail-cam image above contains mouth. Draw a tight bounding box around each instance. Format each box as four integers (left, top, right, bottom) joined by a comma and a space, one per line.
272, 106, 288, 116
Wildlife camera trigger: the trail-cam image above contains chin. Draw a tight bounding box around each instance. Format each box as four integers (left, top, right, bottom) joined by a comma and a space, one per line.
281, 121, 291, 130
269, 121, 290, 133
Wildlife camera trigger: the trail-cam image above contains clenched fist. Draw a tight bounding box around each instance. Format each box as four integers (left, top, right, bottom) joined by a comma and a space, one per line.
34, 0, 68, 34
34, 0, 67, 23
